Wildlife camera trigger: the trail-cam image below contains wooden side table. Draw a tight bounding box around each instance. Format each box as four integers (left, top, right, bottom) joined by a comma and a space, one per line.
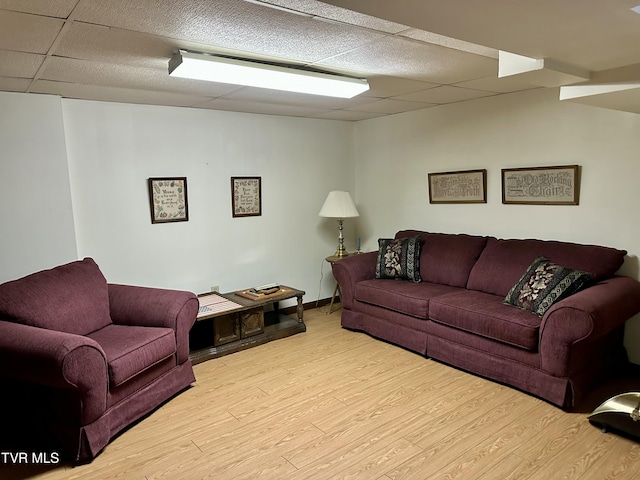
325, 255, 348, 314
190, 285, 305, 364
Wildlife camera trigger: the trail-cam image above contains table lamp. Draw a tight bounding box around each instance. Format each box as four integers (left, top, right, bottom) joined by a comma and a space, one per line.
319, 191, 359, 257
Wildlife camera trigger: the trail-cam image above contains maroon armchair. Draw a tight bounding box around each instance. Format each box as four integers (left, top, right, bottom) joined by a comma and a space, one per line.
0, 258, 198, 462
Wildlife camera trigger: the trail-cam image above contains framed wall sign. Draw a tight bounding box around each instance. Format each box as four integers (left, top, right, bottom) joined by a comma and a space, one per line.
231, 177, 262, 217
502, 165, 580, 205
428, 169, 487, 204
148, 177, 189, 223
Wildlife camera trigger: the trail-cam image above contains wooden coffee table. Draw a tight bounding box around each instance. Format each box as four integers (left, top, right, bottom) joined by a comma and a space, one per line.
189, 285, 305, 364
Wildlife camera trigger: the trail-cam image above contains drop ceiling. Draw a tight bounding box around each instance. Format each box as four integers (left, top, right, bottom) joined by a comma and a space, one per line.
1, 0, 639, 120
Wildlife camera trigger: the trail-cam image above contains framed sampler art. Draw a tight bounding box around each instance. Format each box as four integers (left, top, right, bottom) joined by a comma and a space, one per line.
502, 165, 580, 205
231, 177, 262, 217
148, 177, 189, 223
428, 169, 487, 204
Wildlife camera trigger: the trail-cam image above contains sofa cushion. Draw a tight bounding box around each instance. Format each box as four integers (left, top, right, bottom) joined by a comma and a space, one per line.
375, 236, 422, 282
355, 279, 462, 319
0, 258, 112, 336
467, 237, 626, 297
504, 256, 594, 316
429, 290, 542, 351
397, 230, 488, 288
88, 324, 176, 388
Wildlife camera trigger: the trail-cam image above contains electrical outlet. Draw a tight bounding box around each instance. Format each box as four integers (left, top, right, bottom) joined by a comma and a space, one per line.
211, 285, 219, 293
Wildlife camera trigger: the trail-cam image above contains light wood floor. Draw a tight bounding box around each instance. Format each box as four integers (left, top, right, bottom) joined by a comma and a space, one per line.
6, 307, 640, 480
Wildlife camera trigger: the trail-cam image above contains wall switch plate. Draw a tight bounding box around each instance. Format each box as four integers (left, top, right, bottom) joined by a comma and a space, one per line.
211, 285, 219, 293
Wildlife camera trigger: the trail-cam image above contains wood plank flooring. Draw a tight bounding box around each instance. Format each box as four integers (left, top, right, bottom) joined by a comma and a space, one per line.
5, 307, 640, 480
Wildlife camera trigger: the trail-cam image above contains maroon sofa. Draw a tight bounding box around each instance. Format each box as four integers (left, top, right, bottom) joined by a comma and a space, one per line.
0, 258, 198, 462
332, 230, 640, 408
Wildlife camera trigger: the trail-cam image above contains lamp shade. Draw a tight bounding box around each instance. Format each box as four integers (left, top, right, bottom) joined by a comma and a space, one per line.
319, 191, 359, 219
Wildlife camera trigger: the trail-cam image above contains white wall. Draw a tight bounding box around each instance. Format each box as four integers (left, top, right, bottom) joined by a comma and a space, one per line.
61, 100, 355, 306
4, 87, 640, 359
353, 87, 640, 361
0, 92, 77, 281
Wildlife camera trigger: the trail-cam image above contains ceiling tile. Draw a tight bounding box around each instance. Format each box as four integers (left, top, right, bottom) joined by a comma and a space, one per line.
393, 85, 497, 104
39, 56, 240, 97
262, 0, 410, 33
320, 0, 640, 72
54, 22, 175, 70
73, 0, 387, 65
316, 35, 497, 83
346, 98, 435, 114
0, 10, 63, 54
30, 80, 212, 107
454, 75, 541, 94
4, 0, 619, 119
399, 28, 498, 58
366, 76, 439, 98
311, 109, 384, 121
55, 22, 289, 71
0, 76, 31, 92
220, 85, 377, 109
192, 97, 330, 117
0, 0, 77, 18
0, 50, 44, 77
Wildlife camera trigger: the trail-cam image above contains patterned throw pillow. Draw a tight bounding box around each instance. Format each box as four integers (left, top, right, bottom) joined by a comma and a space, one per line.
375, 236, 422, 283
504, 256, 594, 316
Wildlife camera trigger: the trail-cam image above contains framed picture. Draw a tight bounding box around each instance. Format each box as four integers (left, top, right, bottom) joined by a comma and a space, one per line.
231, 177, 262, 217
502, 165, 580, 205
428, 169, 487, 204
147, 177, 189, 223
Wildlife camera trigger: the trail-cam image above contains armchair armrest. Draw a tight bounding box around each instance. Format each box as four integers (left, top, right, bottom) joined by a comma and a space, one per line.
331, 251, 377, 310
540, 276, 640, 376
108, 284, 198, 364
0, 320, 108, 425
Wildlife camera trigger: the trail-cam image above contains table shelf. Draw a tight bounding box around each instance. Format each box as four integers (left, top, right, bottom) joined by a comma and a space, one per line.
189, 285, 305, 364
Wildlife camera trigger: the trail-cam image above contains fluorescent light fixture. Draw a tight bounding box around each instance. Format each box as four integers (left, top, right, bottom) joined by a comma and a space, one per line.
169, 50, 369, 98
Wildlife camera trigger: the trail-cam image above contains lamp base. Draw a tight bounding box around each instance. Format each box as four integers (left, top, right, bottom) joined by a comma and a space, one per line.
332, 219, 350, 258
589, 392, 640, 439
333, 246, 350, 258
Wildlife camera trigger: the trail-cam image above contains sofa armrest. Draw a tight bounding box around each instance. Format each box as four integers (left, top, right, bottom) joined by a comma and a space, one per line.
108, 284, 198, 364
331, 251, 377, 310
0, 320, 108, 424
540, 276, 640, 376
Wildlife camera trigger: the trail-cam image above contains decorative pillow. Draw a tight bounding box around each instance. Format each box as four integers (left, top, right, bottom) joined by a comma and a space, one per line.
504, 256, 594, 316
375, 236, 422, 283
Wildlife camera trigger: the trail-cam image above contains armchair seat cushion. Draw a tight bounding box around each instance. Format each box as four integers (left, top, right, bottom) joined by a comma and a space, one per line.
429, 290, 542, 351
88, 324, 176, 388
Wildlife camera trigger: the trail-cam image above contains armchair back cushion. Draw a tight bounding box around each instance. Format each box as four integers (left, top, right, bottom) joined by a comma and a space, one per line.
467, 238, 627, 297
0, 258, 112, 335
